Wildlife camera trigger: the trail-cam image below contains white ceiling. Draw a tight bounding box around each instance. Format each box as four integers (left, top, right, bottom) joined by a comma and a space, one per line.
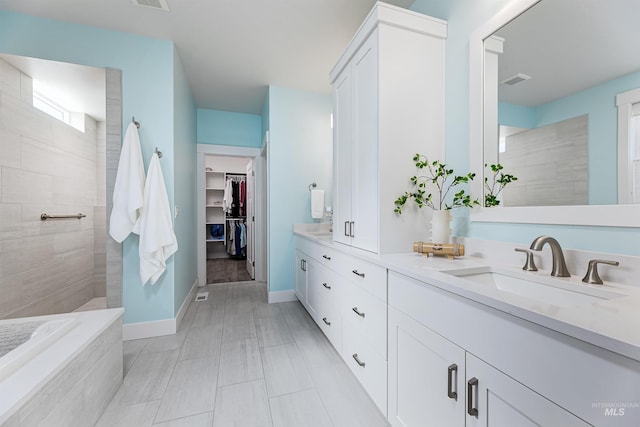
494, 0, 640, 107
0, 0, 412, 115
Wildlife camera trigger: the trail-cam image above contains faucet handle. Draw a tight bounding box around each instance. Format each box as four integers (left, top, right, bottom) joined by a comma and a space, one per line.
515, 248, 538, 271
582, 259, 619, 285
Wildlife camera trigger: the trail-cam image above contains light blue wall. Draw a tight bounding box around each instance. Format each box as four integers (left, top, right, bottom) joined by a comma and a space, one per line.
498, 102, 536, 128
0, 11, 195, 323
197, 109, 262, 147
267, 86, 333, 292
173, 48, 198, 314
410, 0, 640, 256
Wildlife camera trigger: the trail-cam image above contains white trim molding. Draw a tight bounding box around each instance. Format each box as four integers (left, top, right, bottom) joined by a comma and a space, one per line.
123, 278, 198, 341
268, 290, 297, 304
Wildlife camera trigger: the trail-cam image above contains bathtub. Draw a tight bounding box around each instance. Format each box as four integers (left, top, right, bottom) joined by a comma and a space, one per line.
0, 308, 124, 426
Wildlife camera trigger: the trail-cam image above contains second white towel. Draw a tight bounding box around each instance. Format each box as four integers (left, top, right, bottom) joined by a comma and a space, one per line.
138, 152, 178, 286
311, 189, 325, 219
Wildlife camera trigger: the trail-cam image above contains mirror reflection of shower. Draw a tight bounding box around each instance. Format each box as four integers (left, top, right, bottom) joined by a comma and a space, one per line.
0, 53, 108, 319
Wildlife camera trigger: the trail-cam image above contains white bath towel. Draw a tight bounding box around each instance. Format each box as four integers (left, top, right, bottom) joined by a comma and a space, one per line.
311, 189, 325, 219
138, 152, 178, 286
109, 122, 146, 243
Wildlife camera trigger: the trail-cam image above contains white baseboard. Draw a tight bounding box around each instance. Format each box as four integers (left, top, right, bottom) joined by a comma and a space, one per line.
268, 290, 297, 304
123, 277, 199, 341
123, 318, 175, 341
176, 278, 199, 330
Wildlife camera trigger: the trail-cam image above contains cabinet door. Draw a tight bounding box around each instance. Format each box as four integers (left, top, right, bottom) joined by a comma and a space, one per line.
306, 259, 320, 321
294, 251, 307, 305
388, 307, 466, 427
333, 67, 354, 246
351, 31, 379, 253
465, 353, 590, 427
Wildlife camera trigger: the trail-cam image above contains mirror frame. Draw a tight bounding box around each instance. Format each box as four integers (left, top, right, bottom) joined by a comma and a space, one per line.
469, 0, 640, 227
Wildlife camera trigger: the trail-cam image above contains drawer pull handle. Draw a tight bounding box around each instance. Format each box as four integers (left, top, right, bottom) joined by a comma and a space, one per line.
352, 353, 365, 367
322, 317, 331, 326
352, 307, 365, 318
467, 377, 479, 417
352, 270, 365, 278
447, 364, 458, 400
322, 255, 331, 260
322, 283, 331, 290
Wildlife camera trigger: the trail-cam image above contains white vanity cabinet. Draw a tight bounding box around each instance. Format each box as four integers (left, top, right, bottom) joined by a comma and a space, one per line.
330, 2, 446, 254
294, 250, 308, 305
389, 306, 589, 427
388, 271, 639, 427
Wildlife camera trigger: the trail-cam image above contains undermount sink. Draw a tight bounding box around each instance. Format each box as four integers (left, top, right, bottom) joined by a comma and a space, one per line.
442, 267, 625, 307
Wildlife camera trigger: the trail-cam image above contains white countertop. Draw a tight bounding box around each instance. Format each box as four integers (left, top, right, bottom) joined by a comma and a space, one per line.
294, 230, 640, 362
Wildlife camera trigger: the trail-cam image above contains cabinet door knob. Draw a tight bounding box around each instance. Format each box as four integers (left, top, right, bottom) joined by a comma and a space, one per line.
447, 364, 458, 400
352, 307, 365, 318
352, 270, 365, 278
322, 317, 331, 326
467, 377, 479, 417
322, 283, 331, 290
322, 255, 331, 260
352, 353, 366, 367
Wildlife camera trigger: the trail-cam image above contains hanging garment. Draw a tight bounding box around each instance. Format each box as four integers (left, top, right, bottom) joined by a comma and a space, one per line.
231, 180, 240, 217
239, 179, 246, 217
227, 221, 236, 255
223, 178, 233, 214
138, 152, 178, 286
239, 222, 247, 248
235, 222, 242, 257
109, 122, 145, 242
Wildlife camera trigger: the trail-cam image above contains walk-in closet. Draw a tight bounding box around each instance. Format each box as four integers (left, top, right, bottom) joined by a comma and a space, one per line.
204, 155, 255, 284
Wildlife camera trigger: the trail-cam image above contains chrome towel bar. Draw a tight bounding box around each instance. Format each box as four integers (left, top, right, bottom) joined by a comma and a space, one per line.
41, 213, 86, 221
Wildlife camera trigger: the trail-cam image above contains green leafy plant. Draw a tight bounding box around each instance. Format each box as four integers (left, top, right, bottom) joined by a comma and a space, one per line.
393, 154, 479, 213
484, 163, 518, 207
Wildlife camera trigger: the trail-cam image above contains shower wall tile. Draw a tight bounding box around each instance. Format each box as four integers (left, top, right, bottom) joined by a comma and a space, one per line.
20, 72, 33, 105
501, 115, 588, 207
0, 57, 103, 318
0, 57, 21, 98
0, 128, 20, 168
0, 91, 53, 144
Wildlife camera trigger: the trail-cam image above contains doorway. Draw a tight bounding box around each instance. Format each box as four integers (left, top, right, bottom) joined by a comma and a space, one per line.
196, 144, 266, 287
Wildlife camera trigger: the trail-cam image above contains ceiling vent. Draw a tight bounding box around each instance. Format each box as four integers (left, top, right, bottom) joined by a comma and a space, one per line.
501, 73, 531, 86
132, 0, 170, 12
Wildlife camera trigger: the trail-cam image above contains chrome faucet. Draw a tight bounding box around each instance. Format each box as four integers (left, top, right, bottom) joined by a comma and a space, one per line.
529, 236, 571, 277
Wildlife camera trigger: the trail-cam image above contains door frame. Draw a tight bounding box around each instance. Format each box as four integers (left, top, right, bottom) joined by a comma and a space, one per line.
196, 144, 266, 286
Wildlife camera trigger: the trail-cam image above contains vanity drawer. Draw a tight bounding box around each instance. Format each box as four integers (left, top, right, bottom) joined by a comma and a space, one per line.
342, 283, 387, 358
317, 294, 342, 353
297, 235, 338, 268
343, 319, 387, 416
335, 254, 387, 302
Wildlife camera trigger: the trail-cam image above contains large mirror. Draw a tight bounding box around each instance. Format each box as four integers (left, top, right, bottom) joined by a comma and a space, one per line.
469, 0, 640, 226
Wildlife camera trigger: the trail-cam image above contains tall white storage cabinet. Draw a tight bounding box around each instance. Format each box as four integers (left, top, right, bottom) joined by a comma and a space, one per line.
330, 2, 447, 254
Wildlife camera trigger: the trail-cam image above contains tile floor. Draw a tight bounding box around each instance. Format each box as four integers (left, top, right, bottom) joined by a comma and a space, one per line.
95, 281, 389, 427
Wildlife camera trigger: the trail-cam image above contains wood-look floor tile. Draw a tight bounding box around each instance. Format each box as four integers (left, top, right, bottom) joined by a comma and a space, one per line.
95, 399, 160, 427
218, 337, 264, 386
119, 349, 180, 404
180, 325, 223, 361
154, 357, 219, 423
222, 311, 257, 343
212, 379, 272, 427
152, 412, 214, 427
255, 311, 294, 348
261, 343, 313, 397
269, 389, 333, 427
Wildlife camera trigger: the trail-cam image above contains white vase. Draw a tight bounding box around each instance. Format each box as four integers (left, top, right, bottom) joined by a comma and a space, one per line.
430, 210, 451, 243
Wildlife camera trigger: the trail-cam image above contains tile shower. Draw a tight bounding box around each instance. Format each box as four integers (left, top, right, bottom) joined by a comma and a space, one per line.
0, 57, 107, 319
